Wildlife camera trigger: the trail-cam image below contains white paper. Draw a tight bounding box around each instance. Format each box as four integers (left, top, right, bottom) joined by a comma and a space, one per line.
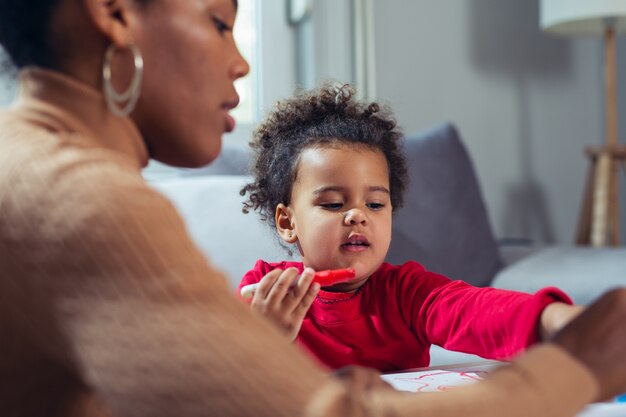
381, 369, 485, 393
381, 368, 626, 417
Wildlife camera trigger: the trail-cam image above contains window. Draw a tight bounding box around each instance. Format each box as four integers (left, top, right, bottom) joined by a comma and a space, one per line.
229, 0, 258, 126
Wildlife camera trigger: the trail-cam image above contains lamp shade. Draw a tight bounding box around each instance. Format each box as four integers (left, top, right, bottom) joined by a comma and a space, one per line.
541, 0, 626, 35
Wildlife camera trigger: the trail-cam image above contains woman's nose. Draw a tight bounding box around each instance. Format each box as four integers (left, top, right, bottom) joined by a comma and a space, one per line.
231, 47, 250, 80
343, 208, 368, 226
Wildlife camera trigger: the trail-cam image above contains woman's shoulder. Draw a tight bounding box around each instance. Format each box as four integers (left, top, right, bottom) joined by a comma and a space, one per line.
0, 107, 57, 163
0, 113, 171, 241
1, 106, 143, 186
1, 130, 150, 209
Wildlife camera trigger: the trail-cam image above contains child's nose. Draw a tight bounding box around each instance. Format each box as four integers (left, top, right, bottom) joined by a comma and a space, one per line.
343, 208, 368, 226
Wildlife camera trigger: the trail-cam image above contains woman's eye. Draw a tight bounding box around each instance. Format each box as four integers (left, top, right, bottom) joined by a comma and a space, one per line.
321, 203, 343, 210
367, 203, 385, 210
212, 17, 232, 35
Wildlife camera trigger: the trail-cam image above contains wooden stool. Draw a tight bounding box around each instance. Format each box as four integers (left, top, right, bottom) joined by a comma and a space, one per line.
575, 25, 625, 247
576, 145, 626, 246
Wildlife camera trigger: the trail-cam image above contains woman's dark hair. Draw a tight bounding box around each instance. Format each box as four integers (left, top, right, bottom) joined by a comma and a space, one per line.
0, 0, 60, 69
0, 0, 155, 70
241, 83, 409, 231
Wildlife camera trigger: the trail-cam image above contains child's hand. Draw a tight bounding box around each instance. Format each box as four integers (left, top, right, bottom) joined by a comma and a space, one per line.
250, 267, 320, 341
540, 302, 585, 340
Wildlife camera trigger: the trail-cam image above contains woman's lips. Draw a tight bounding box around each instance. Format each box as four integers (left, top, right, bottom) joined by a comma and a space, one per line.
222, 97, 240, 133
224, 113, 235, 133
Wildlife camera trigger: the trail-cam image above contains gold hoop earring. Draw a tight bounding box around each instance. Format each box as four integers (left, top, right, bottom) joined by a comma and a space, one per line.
102, 43, 143, 117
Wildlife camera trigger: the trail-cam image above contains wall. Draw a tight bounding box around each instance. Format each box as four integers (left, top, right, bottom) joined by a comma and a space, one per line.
373, 0, 626, 245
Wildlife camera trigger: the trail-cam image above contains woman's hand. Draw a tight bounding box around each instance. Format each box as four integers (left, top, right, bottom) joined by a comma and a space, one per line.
250, 267, 320, 341
551, 288, 626, 401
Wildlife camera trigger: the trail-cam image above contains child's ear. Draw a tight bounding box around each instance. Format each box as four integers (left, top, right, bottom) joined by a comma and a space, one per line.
275, 204, 298, 243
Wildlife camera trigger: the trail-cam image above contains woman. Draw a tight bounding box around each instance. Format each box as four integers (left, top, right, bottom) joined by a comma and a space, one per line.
0, 0, 625, 416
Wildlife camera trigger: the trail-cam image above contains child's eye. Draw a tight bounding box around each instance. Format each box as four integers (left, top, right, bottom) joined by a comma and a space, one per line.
320, 203, 343, 211
212, 16, 233, 35
367, 203, 385, 210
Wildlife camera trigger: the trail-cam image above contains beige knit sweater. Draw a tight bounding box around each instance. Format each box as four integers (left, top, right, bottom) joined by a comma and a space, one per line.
0, 67, 598, 417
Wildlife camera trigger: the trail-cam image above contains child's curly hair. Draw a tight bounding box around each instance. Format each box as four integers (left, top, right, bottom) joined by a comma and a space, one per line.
241, 83, 408, 231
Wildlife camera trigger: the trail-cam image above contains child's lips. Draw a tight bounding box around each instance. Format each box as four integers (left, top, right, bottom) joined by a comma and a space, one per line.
341, 235, 370, 252
341, 244, 369, 253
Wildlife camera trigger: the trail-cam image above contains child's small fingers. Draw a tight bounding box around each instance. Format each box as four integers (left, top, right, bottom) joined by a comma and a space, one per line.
266, 267, 299, 305
284, 268, 315, 309
294, 268, 315, 293
252, 269, 283, 302
292, 282, 320, 321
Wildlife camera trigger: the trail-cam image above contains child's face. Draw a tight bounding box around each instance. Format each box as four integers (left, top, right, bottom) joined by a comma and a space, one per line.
277, 143, 392, 291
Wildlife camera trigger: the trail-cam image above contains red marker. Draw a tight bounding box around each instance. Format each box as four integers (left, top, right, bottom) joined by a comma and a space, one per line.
240, 268, 356, 299
312, 268, 356, 286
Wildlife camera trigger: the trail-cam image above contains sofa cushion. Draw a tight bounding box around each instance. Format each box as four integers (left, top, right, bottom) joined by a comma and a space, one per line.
150, 175, 294, 288
386, 123, 502, 286
492, 246, 626, 305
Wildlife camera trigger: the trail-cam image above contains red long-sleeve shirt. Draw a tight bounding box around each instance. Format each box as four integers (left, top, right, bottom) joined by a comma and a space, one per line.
239, 260, 571, 372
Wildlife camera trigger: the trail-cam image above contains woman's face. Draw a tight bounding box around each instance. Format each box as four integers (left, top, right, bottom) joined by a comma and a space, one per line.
130, 0, 249, 167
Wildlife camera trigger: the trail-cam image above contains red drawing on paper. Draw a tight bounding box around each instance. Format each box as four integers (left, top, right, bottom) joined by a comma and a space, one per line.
382, 370, 487, 393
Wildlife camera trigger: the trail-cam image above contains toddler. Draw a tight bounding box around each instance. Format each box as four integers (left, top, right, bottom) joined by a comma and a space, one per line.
239, 84, 581, 372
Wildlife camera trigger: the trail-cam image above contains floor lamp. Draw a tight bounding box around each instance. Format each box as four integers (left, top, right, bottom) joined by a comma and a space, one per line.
541, 0, 626, 247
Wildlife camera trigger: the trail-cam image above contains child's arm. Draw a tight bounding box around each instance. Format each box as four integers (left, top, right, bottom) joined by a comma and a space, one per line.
540, 302, 585, 340
248, 267, 320, 341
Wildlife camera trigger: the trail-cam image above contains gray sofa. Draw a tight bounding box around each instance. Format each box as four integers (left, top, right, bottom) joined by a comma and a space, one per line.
150, 122, 626, 365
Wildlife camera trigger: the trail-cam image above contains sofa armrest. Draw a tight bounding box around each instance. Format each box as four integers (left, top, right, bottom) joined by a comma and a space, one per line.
492, 246, 626, 305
